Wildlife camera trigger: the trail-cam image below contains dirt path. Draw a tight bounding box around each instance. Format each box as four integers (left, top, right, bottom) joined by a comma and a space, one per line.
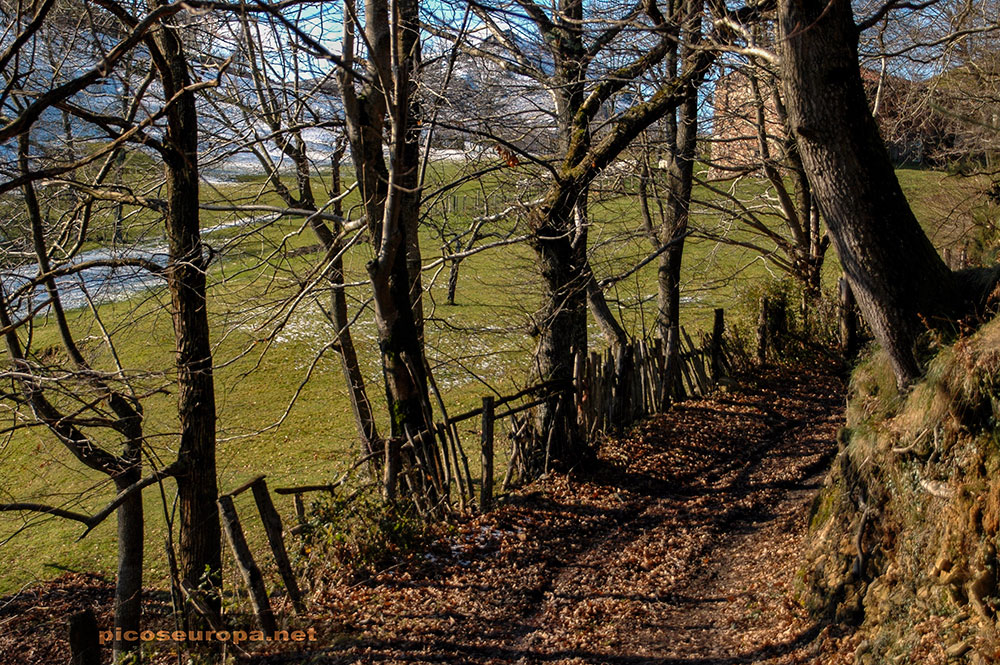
289, 364, 847, 665
0, 364, 848, 665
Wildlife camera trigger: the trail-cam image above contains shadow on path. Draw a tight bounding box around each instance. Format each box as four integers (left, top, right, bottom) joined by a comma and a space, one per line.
248, 364, 845, 665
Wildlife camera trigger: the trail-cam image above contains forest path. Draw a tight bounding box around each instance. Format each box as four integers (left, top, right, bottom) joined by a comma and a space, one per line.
267, 364, 847, 665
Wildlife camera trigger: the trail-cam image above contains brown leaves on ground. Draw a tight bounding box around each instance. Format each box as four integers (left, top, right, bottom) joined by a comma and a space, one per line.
1, 573, 113, 664
0, 363, 863, 665
291, 364, 853, 664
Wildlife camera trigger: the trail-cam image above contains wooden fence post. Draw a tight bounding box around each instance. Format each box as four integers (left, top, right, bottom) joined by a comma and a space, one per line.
480, 396, 495, 512
383, 437, 401, 502
573, 351, 585, 432
69, 608, 100, 665
710, 308, 724, 382
293, 494, 306, 525
770, 297, 787, 355
756, 296, 769, 364
218, 494, 278, 634
250, 478, 306, 615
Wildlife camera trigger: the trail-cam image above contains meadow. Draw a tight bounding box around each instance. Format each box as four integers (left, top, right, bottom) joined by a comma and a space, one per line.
0, 158, 984, 595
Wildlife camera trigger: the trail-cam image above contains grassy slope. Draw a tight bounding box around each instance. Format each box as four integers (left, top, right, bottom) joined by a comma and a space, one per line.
0, 163, 978, 595
799, 315, 1000, 661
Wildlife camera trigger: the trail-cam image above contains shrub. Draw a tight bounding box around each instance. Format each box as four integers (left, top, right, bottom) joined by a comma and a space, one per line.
298, 486, 428, 582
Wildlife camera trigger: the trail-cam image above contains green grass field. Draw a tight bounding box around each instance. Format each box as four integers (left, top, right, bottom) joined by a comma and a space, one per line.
0, 160, 987, 595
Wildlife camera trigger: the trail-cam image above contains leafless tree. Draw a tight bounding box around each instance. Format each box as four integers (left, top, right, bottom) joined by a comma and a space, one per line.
432, 0, 769, 471
0, 0, 235, 651
698, 47, 829, 314
202, 11, 384, 461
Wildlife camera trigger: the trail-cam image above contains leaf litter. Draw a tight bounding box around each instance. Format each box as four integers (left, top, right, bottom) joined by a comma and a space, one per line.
0, 363, 867, 664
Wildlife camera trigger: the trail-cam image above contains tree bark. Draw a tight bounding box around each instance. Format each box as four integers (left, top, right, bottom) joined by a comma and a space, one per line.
399, 33, 425, 342
657, 2, 699, 403
528, 186, 588, 470
152, 19, 221, 607
525, 0, 627, 465
779, 0, 958, 386
839, 275, 860, 359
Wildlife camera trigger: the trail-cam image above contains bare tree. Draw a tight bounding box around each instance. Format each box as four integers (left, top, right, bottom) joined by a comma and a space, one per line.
250, 0, 449, 502
334, 0, 438, 451
0, 0, 228, 645
447, 0, 755, 470
205, 11, 383, 460
700, 50, 829, 312
632, 0, 705, 404
0, 134, 149, 663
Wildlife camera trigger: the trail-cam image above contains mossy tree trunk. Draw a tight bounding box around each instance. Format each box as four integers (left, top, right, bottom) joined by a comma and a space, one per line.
528, 185, 588, 470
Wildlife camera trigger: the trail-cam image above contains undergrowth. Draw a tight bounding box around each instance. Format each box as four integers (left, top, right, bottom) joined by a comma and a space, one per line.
728, 276, 848, 365
297, 486, 430, 584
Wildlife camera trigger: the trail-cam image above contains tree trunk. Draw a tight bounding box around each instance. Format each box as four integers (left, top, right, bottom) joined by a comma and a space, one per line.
265, 134, 384, 460
446, 259, 460, 305
658, 245, 685, 401
369, 247, 433, 438
400, 45, 425, 342
113, 469, 144, 663
524, 11, 607, 469
528, 186, 586, 471
328, 147, 382, 458
657, 49, 698, 402
240, 58, 383, 463
839, 275, 860, 359
779, 0, 958, 386
576, 183, 628, 350
585, 265, 628, 349
153, 22, 221, 608
341, 0, 434, 443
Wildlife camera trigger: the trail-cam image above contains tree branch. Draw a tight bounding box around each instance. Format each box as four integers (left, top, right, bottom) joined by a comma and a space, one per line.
0, 503, 92, 525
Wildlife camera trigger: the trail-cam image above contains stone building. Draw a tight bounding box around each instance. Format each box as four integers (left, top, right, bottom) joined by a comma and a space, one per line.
709, 66, 932, 173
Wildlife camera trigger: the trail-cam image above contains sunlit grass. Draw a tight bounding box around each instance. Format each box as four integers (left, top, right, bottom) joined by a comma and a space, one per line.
0, 160, 978, 594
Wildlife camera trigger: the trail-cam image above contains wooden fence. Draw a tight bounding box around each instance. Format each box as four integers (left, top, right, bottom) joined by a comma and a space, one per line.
209, 310, 735, 630
575, 310, 732, 437
269, 308, 734, 513
435, 308, 731, 510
